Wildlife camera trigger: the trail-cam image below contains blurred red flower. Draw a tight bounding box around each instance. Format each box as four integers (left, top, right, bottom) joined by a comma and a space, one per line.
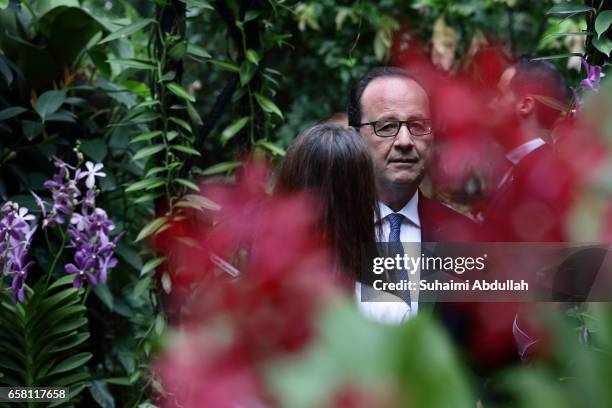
154, 160, 340, 407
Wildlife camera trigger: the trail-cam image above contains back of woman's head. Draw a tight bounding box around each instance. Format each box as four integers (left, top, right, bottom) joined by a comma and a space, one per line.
276, 123, 379, 281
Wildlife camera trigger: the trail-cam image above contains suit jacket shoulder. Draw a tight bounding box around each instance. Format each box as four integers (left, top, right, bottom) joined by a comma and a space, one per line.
418, 192, 481, 242
486, 144, 573, 241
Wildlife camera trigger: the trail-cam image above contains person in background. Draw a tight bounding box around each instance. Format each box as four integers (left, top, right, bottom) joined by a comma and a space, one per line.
485, 56, 571, 242
480, 57, 576, 367
276, 124, 378, 282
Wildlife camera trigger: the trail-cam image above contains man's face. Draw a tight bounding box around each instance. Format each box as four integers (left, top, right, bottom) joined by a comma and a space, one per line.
359, 76, 433, 192
489, 66, 518, 126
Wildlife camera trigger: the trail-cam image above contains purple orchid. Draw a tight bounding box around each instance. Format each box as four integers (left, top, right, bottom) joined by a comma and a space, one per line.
65, 250, 97, 288
580, 58, 605, 92
0, 202, 36, 303
16, 156, 122, 292
98, 255, 118, 284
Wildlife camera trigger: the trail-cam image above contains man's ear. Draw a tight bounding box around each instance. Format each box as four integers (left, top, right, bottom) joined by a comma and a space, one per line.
516, 96, 535, 117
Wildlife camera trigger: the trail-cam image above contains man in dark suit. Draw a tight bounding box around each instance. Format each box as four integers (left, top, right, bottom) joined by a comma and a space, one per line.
347, 67, 480, 325
477, 58, 574, 367
485, 57, 572, 242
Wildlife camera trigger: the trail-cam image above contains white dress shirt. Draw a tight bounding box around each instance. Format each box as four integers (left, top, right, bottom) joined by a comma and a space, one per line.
497, 138, 546, 188
355, 192, 421, 324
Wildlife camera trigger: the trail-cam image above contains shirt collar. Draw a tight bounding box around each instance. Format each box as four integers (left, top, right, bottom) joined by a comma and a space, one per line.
377, 191, 420, 228
506, 138, 546, 165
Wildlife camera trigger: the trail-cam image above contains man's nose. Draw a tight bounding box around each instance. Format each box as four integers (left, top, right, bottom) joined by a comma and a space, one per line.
393, 124, 415, 149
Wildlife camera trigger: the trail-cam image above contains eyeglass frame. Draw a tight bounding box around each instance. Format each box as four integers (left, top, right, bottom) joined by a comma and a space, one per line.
354, 119, 433, 138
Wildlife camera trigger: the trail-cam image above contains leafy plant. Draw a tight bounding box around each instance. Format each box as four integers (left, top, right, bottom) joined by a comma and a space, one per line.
0, 276, 92, 405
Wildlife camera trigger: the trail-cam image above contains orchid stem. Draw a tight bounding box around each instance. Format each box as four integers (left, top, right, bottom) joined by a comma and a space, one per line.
82, 285, 91, 305
46, 224, 69, 287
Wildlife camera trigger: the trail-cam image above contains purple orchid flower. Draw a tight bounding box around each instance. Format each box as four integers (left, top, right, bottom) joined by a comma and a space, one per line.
98, 256, 117, 284
0, 202, 36, 303
25, 156, 121, 291
9, 252, 35, 303
65, 250, 97, 288
580, 58, 605, 91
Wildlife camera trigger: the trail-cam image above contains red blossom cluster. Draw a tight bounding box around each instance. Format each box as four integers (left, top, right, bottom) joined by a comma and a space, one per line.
153, 161, 342, 407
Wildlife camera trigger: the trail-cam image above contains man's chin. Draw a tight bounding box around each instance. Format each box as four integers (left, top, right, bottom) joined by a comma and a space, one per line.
385, 172, 420, 187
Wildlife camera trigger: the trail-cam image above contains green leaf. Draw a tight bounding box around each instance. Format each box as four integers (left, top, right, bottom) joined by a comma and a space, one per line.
254, 92, 283, 119
547, 4, 594, 15
99, 19, 156, 44
158, 71, 176, 83
133, 144, 165, 161
209, 59, 240, 73
175, 178, 200, 192
0, 0, 9, 10
244, 10, 260, 22
107, 59, 156, 70
165, 131, 178, 141
105, 377, 132, 386
132, 193, 160, 204
46, 110, 77, 123
49, 332, 90, 353
81, 138, 108, 162
195, 161, 241, 176
52, 371, 90, 388
187, 44, 211, 59
596, 11, 612, 39
135, 217, 168, 242
171, 145, 201, 156
45, 318, 88, 338
167, 82, 195, 102
47, 352, 93, 376
186, 102, 203, 126
133, 277, 151, 299
48, 275, 79, 290
246, 49, 260, 65
140, 257, 166, 277
125, 178, 165, 193
531, 53, 584, 61
92, 284, 114, 311
130, 131, 163, 144
239, 61, 256, 86
181, 0, 214, 9
168, 41, 188, 61
257, 140, 286, 157
0, 107, 27, 121
145, 166, 166, 177
169, 117, 192, 134
221, 116, 250, 145
35, 90, 66, 122
180, 194, 220, 211
593, 37, 612, 56
22, 120, 44, 140
89, 380, 115, 408
544, 31, 591, 39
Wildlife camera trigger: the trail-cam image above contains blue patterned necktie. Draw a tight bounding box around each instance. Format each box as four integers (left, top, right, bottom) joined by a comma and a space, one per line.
387, 213, 410, 303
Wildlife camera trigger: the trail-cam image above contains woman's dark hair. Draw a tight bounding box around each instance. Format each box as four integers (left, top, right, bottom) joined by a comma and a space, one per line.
276, 123, 380, 282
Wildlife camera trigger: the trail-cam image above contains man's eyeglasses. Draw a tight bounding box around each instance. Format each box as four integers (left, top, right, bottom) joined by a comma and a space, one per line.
356, 119, 433, 138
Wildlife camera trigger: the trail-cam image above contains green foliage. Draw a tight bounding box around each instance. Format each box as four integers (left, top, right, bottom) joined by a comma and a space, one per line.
267, 301, 475, 408
0, 0, 608, 406
0, 276, 91, 405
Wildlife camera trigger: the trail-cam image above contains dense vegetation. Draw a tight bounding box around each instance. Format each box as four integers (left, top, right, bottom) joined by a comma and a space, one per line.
0, 0, 611, 406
